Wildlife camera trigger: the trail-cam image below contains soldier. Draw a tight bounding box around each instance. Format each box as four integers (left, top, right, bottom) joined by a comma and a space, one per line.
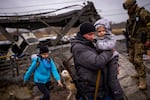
123, 0, 150, 90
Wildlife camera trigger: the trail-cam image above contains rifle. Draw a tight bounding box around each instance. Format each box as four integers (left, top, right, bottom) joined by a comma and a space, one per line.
62, 55, 88, 100
123, 27, 130, 53
124, 16, 138, 53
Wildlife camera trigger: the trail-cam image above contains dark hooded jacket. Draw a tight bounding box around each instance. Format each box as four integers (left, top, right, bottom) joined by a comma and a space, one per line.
70, 33, 113, 98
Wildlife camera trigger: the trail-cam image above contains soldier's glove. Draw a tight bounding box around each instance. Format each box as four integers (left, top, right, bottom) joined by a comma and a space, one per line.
145, 41, 150, 47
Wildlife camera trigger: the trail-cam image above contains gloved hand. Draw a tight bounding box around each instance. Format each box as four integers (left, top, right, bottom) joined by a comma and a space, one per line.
111, 50, 119, 60
145, 41, 150, 47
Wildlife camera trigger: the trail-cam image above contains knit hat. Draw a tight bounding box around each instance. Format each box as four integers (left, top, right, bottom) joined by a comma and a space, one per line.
79, 22, 95, 35
39, 46, 49, 54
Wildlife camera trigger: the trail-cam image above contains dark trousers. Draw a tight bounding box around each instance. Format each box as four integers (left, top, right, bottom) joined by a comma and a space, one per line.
108, 56, 124, 100
36, 81, 51, 100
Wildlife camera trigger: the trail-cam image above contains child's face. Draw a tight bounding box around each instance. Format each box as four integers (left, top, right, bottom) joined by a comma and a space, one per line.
97, 26, 106, 37
41, 53, 49, 58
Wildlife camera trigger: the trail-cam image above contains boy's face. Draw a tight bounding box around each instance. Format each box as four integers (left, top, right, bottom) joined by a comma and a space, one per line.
97, 26, 106, 37
41, 53, 49, 58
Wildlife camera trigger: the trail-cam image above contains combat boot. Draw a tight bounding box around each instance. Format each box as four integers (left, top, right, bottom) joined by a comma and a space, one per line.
138, 77, 147, 90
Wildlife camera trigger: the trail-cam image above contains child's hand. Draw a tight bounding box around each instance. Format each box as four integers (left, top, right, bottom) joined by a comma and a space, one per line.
57, 80, 63, 87
112, 48, 116, 52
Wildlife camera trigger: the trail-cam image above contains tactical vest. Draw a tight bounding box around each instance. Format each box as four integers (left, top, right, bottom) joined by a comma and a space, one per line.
127, 7, 149, 43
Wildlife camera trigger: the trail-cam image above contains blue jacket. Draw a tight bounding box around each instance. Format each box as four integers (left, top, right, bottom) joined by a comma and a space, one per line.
24, 56, 61, 84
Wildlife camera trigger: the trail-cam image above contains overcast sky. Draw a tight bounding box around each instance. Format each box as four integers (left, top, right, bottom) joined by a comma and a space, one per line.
0, 0, 150, 23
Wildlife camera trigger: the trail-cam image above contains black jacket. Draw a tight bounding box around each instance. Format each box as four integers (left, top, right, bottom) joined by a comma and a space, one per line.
70, 33, 113, 98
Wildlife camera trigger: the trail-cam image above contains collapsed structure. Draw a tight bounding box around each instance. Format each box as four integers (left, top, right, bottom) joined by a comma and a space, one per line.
0, 1, 100, 56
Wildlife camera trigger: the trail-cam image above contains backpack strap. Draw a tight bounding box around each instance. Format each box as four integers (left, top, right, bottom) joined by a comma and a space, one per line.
35, 55, 52, 68
36, 57, 40, 67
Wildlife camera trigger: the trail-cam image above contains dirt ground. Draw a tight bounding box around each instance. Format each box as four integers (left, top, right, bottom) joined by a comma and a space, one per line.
0, 81, 69, 100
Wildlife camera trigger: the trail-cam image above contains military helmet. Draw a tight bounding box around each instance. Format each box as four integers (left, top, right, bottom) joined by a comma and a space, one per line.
123, 0, 136, 9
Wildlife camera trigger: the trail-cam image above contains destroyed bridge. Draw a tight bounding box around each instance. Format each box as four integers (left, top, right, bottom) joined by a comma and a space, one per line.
0, 1, 100, 45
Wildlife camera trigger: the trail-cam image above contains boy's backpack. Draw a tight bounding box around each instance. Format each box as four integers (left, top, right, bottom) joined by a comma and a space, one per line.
31, 54, 40, 67
31, 54, 51, 69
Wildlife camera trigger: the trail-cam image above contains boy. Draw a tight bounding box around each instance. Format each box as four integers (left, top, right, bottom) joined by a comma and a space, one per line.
24, 46, 63, 100
94, 19, 124, 100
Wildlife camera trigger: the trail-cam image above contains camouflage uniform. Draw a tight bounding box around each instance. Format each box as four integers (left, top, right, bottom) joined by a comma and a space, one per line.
123, 0, 150, 90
